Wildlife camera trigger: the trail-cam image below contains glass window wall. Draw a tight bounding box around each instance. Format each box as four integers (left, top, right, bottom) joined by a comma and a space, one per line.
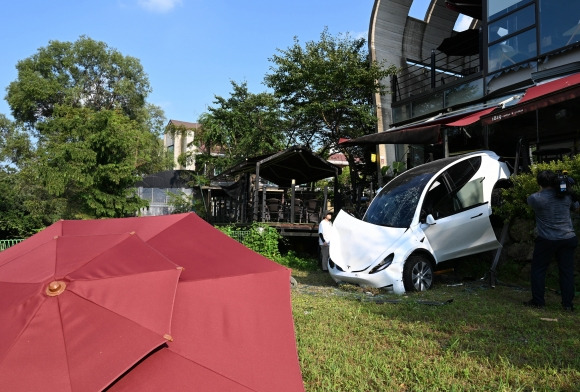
488, 4, 535, 44
539, 0, 580, 53
488, 28, 537, 72
488, 0, 533, 21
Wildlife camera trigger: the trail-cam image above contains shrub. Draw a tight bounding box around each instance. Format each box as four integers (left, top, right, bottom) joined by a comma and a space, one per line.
495, 154, 580, 223
218, 223, 319, 270
218, 223, 282, 261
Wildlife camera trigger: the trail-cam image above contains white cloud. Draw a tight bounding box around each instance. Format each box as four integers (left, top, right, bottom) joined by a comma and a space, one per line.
138, 0, 182, 13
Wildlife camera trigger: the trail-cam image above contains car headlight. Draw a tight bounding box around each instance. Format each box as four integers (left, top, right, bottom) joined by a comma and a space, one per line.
369, 254, 394, 274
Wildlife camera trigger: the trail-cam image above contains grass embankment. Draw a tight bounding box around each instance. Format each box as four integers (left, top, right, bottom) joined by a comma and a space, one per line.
290, 267, 580, 392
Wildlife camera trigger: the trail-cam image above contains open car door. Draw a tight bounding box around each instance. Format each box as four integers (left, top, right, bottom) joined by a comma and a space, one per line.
420, 157, 501, 262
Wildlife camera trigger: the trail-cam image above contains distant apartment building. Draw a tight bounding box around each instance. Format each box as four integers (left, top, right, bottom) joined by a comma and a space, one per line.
164, 120, 199, 170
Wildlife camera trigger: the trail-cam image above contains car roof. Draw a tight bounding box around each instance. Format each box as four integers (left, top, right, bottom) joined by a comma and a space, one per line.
402, 150, 496, 177
383, 151, 496, 190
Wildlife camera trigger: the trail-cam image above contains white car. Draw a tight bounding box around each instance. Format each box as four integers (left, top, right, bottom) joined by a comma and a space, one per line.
329, 151, 511, 294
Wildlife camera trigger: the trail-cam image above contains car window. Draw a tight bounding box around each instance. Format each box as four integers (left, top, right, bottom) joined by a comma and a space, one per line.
456, 177, 485, 208
364, 172, 434, 228
422, 157, 483, 219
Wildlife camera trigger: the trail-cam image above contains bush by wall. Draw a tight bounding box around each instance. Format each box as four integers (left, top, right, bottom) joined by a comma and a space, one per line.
218, 223, 318, 271
496, 154, 580, 223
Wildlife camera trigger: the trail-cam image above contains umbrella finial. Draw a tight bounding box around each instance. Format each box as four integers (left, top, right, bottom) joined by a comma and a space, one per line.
163, 334, 174, 342
46, 281, 66, 297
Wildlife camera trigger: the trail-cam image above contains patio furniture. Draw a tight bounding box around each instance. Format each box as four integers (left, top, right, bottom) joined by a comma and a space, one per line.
304, 199, 321, 223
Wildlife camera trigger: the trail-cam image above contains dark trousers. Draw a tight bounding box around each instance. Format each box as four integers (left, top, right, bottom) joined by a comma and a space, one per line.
320, 244, 329, 271
531, 236, 577, 307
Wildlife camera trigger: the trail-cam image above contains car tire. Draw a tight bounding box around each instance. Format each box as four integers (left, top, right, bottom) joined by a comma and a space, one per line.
290, 276, 298, 289
403, 255, 434, 292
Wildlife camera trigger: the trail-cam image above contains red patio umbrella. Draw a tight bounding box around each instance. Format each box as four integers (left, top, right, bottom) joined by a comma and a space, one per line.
0, 232, 182, 391
2, 213, 304, 391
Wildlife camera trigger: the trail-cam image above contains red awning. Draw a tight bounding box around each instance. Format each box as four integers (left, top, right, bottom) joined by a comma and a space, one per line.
446, 107, 497, 126
481, 72, 580, 125
340, 107, 497, 146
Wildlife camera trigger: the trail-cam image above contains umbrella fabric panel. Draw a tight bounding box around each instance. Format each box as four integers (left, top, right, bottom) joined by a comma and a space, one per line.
0, 291, 168, 391
1, 213, 304, 391
0, 299, 72, 391
111, 269, 305, 392
62, 213, 286, 281
0, 223, 63, 268
61, 214, 189, 243
144, 213, 286, 281
108, 349, 258, 391
0, 282, 45, 361
0, 232, 183, 392
0, 234, 132, 283
168, 270, 304, 392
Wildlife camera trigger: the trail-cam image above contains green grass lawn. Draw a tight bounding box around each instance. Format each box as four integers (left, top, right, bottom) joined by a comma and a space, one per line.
290, 268, 580, 392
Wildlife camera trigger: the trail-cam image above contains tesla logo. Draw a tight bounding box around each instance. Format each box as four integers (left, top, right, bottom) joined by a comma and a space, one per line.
347, 265, 351, 270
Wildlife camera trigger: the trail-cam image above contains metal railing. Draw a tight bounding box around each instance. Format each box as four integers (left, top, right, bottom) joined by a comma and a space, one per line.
393, 50, 481, 102
0, 239, 24, 251
226, 230, 252, 244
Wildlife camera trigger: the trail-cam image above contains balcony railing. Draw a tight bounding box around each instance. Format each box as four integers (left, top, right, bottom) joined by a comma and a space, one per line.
393, 50, 481, 102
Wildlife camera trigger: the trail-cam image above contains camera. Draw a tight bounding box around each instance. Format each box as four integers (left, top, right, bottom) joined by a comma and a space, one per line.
554, 170, 575, 197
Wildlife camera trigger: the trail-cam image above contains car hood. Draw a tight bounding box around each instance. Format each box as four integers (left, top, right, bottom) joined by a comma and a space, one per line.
330, 210, 408, 271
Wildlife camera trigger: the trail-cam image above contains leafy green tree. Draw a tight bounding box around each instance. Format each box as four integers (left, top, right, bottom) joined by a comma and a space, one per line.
0, 115, 54, 237
4, 36, 169, 222
264, 28, 397, 201
196, 81, 287, 171
7, 36, 150, 126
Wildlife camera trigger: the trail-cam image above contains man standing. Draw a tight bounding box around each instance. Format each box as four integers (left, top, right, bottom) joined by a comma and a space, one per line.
318, 211, 333, 271
525, 170, 577, 311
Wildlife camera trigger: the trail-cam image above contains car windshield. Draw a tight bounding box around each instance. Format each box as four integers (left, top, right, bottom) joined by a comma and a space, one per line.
363, 172, 435, 228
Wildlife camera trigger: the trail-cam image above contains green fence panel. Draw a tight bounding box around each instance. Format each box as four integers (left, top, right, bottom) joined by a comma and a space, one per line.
0, 239, 24, 251
227, 230, 251, 244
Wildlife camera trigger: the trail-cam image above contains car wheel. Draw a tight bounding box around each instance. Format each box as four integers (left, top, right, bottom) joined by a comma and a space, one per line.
290, 276, 298, 289
403, 255, 434, 292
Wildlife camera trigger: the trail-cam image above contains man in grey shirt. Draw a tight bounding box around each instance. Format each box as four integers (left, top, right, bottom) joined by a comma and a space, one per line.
525, 170, 577, 311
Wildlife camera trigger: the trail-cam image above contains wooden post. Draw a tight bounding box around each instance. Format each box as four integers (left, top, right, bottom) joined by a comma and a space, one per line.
290, 179, 296, 223
253, 163, 260, 222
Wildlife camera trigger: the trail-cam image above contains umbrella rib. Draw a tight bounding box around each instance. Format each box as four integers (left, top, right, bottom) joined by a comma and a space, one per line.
168, 350, 261, 392
0, 288, 47, 369
57, 234, 134, 278
144, 213, 190, 244
56, 296, 75, 391
0, 236, 56, 274
65, 272, 178, 336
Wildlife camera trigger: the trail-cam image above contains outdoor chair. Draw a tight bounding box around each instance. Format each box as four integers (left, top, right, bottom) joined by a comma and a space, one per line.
305, 199, 320, 223
266, 199, 284, 222
288, 198, 303, 223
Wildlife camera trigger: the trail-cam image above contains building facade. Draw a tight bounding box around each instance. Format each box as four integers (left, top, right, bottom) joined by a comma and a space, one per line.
370, 0, 580, 171
164, 120, 198, 170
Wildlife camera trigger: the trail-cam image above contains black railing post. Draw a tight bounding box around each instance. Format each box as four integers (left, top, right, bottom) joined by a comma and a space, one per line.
478, 28, 484, 73
430, 50, 436, 88
391, 74, 398, 102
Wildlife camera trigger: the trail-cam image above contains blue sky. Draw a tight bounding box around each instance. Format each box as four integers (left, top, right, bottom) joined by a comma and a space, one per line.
1, 1, 442, 125
1, 0, 388, 124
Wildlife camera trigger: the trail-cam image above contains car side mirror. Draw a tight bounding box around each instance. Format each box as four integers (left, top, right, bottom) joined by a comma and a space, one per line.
426, 214, 436, 225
